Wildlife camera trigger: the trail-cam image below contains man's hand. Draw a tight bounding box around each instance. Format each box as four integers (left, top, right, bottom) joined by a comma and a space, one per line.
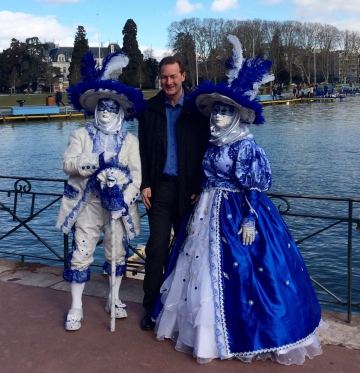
141, 188, 152, 210
190, 193, 200, 205
238, 226, 255, 245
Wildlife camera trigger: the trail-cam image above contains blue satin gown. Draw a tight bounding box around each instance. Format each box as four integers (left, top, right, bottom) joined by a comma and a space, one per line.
155, 136, 324, 365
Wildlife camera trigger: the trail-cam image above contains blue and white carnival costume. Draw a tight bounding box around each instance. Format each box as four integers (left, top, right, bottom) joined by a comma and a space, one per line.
154, 35, 326, 365
55, 50, 145, 330
155, 135, 326, 364
56, 122, 141, 281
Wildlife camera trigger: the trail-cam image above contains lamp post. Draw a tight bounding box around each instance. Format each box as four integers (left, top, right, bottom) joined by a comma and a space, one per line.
313, 49, 316, 85
194, 32, 199, 86
97, 14, 101, 68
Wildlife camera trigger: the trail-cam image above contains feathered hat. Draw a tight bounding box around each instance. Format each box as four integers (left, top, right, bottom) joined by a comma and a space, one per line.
67, 51, 146, 119
188, 35, 274, 124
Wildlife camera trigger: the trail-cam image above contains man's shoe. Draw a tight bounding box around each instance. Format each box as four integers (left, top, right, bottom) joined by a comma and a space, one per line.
140, 311, 155, 331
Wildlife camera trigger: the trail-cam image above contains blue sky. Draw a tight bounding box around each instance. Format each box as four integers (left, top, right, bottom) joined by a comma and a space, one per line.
1, 0, 360, 59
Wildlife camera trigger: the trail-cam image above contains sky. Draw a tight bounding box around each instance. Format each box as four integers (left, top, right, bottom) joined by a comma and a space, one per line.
1, 0, 360, 59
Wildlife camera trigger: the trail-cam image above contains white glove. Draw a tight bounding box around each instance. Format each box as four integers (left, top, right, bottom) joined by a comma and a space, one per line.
103, 152, 117, 163
111, 208, 127, 220
238, 226, 255, 245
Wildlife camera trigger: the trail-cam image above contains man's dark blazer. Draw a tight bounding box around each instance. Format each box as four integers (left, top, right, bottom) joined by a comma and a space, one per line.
138, 88, 210, 217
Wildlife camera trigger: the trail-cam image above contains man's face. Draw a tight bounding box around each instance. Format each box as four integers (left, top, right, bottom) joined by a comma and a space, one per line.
211, 102, 235, 129
97, 98, 120, 125
160, 63, 185, 101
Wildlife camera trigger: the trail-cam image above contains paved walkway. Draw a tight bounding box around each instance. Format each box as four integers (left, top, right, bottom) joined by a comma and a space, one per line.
0, 258, 359, 373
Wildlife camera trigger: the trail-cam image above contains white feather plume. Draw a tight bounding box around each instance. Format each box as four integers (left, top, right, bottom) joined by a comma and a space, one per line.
101, 53, 129, 80
226, 35, 244, 86
247, 73, 275, 100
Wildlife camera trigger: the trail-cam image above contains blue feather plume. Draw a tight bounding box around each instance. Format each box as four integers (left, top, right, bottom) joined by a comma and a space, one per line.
67, 51, 145, 118
80, 52, 98, 82
187, 81, 266, 125
187, 35, 274, 124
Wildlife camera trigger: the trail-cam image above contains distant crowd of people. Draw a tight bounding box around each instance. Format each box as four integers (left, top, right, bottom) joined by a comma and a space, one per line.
272, 81, 330, 100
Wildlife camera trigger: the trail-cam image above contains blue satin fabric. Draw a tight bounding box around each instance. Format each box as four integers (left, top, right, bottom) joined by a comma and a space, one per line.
219, 191, 321, 354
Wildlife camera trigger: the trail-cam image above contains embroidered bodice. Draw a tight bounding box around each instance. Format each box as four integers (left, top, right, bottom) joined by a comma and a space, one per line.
202, 137, 272, 192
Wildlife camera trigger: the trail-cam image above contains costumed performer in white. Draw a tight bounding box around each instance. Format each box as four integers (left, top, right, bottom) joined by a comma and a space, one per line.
56, 51, 145, 331
153, 35, 328, 365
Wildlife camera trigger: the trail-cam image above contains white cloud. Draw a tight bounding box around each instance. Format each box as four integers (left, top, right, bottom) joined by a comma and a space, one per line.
210, 0, 238, 12
0, 11, 74, 51
175, 0, 203, 15
292, 0, 360, 18
261, 0, 283, 4
139, 45, 171, 61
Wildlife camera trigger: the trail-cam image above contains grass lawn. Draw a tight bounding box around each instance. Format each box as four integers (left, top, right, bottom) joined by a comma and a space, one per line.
0, 89, 158, 109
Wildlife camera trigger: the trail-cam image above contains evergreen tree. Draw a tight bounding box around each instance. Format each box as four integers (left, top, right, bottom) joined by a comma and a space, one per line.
21, 37, 49, 91
119, 19, 144, 88
173, 32, 196, 87
68, 26, 89, 86
142, 56, 159, 89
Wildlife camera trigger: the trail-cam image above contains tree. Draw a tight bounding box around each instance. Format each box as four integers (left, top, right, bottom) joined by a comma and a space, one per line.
297, 23, 321, 84
119, 19, 144, 88
142, 49, 159, 89
337, 30, 359, 83
317, 24, 340, 84
1, 38, 26, 92
264, 22, 284, 83
68, 26, 89, 86
21, 37, 49, 90
173, 32, 196, 87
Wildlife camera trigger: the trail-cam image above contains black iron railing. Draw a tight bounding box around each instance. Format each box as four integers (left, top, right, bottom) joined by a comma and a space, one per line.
0, 175, 359, 322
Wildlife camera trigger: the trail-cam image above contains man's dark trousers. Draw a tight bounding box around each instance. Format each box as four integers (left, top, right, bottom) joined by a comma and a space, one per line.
143, 178, 186, 313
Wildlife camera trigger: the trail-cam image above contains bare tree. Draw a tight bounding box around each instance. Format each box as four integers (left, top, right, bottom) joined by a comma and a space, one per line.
167, 18, 201, 84
317, 24, 340, 84
337, 30, 360, 83
297, 23, 322, 84
280, 21, 302, 84
263, 21, 284, 83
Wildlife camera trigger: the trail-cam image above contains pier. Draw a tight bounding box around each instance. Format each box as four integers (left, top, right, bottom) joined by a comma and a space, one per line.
0, 105, 86, 122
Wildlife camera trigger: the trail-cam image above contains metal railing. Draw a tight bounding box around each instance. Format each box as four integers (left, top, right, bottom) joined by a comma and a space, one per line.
0, 175, 359, 322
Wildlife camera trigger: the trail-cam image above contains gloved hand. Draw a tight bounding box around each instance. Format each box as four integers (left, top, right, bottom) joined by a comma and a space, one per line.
103, 152, 117, 163
111, 208, 127, 220
238, 226, 255, 245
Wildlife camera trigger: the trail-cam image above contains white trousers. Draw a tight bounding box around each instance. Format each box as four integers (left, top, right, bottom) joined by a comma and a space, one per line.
69, 198, 127, 272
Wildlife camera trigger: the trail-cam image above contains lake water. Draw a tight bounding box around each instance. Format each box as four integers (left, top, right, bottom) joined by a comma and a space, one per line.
0, 95, 359, 314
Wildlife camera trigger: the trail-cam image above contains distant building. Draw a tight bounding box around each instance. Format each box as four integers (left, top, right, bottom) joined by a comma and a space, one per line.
330, 50, 359, 84
44, 42, 123, 90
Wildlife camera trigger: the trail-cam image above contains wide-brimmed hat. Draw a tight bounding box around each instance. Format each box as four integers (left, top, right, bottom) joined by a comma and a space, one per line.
188, 35, 274, 125
195, 92, 256, 123
67, 51, 146, 119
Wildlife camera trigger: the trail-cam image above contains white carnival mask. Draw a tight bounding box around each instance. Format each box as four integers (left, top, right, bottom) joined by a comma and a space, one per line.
94, 98, 125, 135
209, 102, 253, 146
210, 102, 235, 129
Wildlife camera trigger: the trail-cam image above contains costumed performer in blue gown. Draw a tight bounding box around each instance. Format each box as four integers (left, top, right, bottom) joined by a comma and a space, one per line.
56, 51, 145, 331
154, 35, 327, 365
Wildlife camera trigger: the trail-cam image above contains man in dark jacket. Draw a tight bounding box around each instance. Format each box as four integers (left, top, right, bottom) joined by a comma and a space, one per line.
138, 56, 209, 331
55, 90, 65, 106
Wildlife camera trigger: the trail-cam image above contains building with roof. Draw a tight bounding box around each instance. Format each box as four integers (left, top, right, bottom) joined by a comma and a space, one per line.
44, 41, 122, 91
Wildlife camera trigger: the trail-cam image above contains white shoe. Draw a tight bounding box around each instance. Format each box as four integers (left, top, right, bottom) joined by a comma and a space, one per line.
65, 308, 83, 331
105, 299, 127, 318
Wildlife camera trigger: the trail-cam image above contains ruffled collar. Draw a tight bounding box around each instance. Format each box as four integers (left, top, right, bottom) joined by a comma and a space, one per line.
209, 111, 253, 146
